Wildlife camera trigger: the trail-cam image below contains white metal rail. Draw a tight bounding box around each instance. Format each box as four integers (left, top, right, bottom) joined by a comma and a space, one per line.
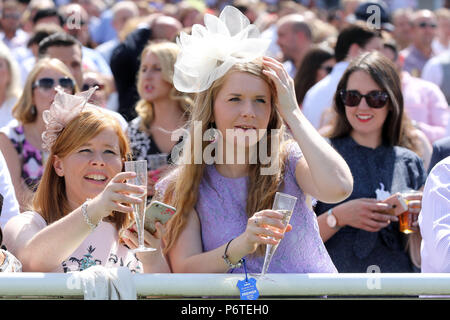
1, 273, 450, 298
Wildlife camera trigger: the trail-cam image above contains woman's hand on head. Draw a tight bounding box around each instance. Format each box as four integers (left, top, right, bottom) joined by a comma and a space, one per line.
89, 172, 146, 220
261, 56, 299, 121
241, 209, 292, 254
334, 198, 397, 232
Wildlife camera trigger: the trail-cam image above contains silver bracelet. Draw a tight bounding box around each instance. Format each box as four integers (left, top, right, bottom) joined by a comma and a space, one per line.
81, 199, 99, 230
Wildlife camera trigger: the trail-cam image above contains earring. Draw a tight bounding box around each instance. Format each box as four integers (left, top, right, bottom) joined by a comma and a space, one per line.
206, 122, 217, 142
30, 105, 37, 117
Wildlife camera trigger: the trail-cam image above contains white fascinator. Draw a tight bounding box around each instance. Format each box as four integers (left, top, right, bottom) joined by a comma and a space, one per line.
42, 86, 97, 152
173, 5, 270, 93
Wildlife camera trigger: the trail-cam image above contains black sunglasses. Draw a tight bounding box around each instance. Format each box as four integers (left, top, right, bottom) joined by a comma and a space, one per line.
32, 77, 75, 91
82, 83, 105, 91
321, 65, 333, 74
339, 90, 389, 109
417, 22, 437, 29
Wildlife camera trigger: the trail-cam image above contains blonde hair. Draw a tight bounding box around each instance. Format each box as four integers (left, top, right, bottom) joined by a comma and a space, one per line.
0, 42, 22, 101
12, 57, 78, 124
135, 41, 192, 132
32, 109, 132, 231
161, 60, 290, 256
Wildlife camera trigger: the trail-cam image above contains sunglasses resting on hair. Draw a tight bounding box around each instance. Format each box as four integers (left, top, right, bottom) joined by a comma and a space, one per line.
339, 90, 389, 108
32, 77, 75, 91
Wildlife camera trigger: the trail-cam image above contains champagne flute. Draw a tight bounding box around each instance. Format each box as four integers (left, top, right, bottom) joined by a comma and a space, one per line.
124, 160, 156, 253
260, 192, 297, 277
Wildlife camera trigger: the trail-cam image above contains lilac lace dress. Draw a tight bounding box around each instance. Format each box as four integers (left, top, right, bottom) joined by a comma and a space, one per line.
157, 142, 337, 274
1, 124, 46, 191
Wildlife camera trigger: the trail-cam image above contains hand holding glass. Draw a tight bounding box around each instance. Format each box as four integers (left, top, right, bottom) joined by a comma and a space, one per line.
124, 160, 155, 253
400, 190, 422, 234
261, 192, 297, 276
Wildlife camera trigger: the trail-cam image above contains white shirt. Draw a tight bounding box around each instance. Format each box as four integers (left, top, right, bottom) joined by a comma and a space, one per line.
283, 60, 296, 79
419, 155, 450, 273
421, 51, 450, 92
432, 38, 450, 56
0, 150, 20, 228
302, 61, 349, 129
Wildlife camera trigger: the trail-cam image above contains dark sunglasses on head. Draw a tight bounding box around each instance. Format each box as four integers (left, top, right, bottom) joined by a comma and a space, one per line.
417, 22, 437, 28
82, 83, 105, 91
32, 77, 75, 91
339, 90, 389, 109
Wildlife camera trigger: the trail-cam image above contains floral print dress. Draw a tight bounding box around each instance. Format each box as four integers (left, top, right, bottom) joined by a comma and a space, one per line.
1, 123, 47, 191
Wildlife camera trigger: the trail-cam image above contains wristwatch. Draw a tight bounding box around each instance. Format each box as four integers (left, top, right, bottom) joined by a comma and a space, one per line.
326, 208, 339, 229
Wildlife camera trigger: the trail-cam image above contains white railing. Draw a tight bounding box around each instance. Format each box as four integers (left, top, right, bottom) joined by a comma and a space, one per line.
1, 273, 450, 298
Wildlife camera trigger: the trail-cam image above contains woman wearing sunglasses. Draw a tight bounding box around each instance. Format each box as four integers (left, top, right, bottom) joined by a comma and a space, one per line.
314, 51, 426, 273
294, 46, 335, 109
82, 71, 109, 109
2, 89, 170, 273
0, 57, 77, 210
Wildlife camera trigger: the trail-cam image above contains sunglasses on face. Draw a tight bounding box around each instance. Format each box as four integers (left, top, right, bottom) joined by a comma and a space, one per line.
339, 90, 389, 109
417, 22, 437, 29
82, 83, 105, 91
32, 77, 75, 91
320, 65, 333, 74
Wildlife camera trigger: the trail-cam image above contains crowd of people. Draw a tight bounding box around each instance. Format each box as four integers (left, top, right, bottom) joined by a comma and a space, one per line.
0, 0, 448, 281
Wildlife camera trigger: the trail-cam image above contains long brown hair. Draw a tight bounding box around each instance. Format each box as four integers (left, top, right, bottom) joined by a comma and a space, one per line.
160, 60, 291, 256
32, 109, 132, 231
327, 51, 420, 154
294, 46, 334, 106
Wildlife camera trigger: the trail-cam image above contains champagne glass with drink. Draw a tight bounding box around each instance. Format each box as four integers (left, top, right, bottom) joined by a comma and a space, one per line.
124, 160, 156, 253
260, 192, 297, 277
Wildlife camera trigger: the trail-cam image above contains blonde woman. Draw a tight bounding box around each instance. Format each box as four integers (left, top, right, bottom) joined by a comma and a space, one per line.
0, 57, 77, 209
0, 42, 22, 128
155, 7, 353, 274
3, 89, 169, 273
127, 41, 192, 195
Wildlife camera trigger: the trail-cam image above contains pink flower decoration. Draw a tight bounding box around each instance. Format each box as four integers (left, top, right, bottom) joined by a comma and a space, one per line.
41, 86, 97, 152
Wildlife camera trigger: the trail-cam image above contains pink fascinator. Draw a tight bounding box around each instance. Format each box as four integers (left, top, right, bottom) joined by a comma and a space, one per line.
42, 86, 97, 152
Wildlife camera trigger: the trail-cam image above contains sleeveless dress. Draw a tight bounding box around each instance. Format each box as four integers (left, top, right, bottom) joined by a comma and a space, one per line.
0, 123, 46, 191
156, 142, 337, 274
3, 211, 142, 273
